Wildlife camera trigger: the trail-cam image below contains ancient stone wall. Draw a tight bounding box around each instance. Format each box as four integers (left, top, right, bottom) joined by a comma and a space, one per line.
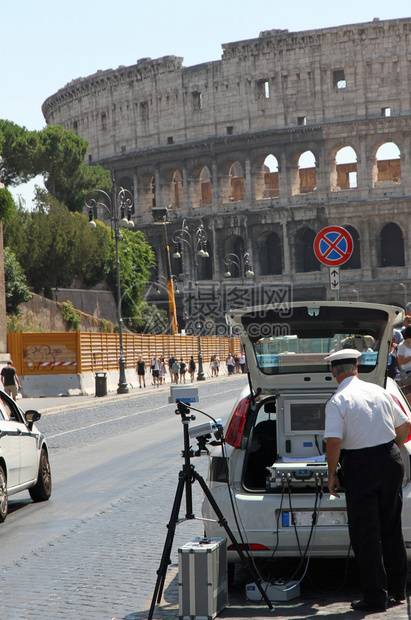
42, 17, 411, 313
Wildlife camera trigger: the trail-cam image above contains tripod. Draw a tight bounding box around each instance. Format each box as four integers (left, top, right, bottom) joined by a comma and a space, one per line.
147, 401, 273, 620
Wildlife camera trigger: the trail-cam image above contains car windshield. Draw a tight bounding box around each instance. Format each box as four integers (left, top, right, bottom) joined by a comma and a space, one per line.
240, 305, 388, 375
253, 333, 377, 374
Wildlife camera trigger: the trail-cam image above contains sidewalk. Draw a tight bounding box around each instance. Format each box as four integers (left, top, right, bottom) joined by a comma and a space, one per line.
19, 372, 232, 415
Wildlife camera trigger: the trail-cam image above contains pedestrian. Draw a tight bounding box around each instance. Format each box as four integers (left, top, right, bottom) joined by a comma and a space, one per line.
160, 357, 167, 384
387, 335, 400, 382
168, 355, 176, 382
234, 354, 241, 373
172, 359, 180, 384
179, 358, 186, 383
151, 356, 160, 387
137, 356, 146, 388
226, 354, 234, 376
1, 360, 22, 401
210, 355, 216, 377
215, 355, 220, 376
240, 351, 246, 373
324, 348, 410, 612
189, 355, 196, 382
397, 326, 411, 404
401, 312, 411, 334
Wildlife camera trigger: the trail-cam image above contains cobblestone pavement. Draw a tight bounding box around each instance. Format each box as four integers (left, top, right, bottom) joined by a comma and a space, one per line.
1, 376, 410, 620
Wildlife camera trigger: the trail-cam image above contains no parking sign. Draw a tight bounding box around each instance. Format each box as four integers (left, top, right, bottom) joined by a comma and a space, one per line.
314, 226, 353, 267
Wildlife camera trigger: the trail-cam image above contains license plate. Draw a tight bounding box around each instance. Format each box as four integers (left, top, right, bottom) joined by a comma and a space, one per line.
282, 510, 348, 527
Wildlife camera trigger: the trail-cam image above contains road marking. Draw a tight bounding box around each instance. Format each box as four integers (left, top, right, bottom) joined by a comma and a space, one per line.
47, 386, 239, 438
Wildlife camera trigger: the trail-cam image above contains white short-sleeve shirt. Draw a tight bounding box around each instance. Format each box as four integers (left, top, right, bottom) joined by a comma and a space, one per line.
398, 341, 411, 372
324, 375, 408, 450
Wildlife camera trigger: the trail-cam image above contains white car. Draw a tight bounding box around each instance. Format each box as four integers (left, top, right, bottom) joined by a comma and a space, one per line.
0, 390, 52, 521
202, 301, 411, 567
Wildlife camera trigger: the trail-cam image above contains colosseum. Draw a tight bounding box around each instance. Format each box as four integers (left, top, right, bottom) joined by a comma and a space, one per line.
42, 16, 411, 332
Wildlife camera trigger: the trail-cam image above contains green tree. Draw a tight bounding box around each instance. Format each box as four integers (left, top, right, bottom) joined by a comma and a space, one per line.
106, 228, 156, 327
0, 120, 39, 186
131, 300, 169, 333
35, 125, 88, 198
0, 187, 16, 224
62, 162, 112, 213
0, 121, 111, 212
3, 190, 113, 298
3, 247, 31, 314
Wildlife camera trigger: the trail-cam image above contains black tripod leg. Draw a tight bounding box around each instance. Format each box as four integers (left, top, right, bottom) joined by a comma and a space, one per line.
194, 470, 274, 611
148, 470, 188, 620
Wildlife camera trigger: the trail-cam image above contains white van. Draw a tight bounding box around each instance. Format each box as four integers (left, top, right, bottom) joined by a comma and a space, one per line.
202, 302, 411, 567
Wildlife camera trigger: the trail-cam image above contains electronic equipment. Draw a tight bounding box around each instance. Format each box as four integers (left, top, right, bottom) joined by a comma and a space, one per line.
276, 392, 332, 459
246, 580, 300, 601
169, 385, 199, 403
267, 459, 329, 490
188, 420, 223, 439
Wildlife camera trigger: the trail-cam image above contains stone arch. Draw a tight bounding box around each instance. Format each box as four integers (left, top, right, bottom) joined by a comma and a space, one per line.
221, 160, 245, 203
190, 164, 212, 207
291, 150, 317, 195
373, 142, 401, 187
295, 227, 320, 272
341, 225, 361, 270
380, 222, 404, 267
140, 172, 155, 212
163, 168, 183, 208
330, 145, 358, 191
253, 154, 280, 200
258, 230, 282, 275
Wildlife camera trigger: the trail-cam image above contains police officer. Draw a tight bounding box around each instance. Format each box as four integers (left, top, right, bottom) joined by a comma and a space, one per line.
324, 348, 410, 612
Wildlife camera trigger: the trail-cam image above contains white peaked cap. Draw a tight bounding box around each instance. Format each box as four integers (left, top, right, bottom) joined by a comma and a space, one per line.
324, 348, 362, 364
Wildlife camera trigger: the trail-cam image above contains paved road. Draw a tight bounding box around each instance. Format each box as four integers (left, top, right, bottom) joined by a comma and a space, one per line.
0, 377, 240, 620
1, 376, 410, 619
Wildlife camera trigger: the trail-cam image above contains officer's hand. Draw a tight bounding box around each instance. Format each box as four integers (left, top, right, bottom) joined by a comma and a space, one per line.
328, 475, 340, 498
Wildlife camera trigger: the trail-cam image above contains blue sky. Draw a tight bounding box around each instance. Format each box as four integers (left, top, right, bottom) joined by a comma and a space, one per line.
2, 0, 411, 203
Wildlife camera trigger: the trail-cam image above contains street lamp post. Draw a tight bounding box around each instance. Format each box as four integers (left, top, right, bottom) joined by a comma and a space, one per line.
224, 252, 254, 282
223, 251, 254, 346
85, 185, 134, 394
172, 219, 209, 381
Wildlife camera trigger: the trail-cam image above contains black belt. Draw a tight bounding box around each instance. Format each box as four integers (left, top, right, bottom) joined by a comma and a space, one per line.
344, 440, 394, 454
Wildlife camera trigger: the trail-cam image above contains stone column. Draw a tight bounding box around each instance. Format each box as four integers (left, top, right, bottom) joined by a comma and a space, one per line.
244, 156, 252, 203
210, 161, 220, 213
281, 219, 291, 276
181, 164, 190, 209
154, 168, 161, 208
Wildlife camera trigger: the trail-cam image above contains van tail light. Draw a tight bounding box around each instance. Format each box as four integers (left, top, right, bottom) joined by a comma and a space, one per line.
227, 543, 269, 551
391, 394, 411, 443
225, 396, 251, 448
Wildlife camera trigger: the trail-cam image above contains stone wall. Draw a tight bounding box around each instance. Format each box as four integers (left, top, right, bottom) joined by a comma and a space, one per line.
19, 293, 115, 332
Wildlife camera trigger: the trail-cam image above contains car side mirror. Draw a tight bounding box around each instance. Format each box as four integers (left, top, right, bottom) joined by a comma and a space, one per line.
25, 410, 41, 429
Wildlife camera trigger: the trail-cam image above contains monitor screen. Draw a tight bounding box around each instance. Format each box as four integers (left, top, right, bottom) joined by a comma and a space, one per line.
289, 402, 325, 432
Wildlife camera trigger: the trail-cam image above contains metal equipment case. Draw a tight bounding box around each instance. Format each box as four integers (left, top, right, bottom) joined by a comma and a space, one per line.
178, 537, 227, 619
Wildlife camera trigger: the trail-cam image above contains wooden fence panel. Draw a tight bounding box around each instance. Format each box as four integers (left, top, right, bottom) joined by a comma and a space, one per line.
8, 331, 242, 376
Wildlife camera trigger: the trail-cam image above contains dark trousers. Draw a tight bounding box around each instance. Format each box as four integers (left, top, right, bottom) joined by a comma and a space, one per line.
343, 441, 407, 605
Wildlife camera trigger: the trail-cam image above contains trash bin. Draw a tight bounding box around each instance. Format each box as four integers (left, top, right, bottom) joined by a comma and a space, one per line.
95, 372, 107, 397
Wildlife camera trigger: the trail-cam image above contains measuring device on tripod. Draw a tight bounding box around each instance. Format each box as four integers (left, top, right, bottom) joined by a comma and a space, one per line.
147, 389, 274, 620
